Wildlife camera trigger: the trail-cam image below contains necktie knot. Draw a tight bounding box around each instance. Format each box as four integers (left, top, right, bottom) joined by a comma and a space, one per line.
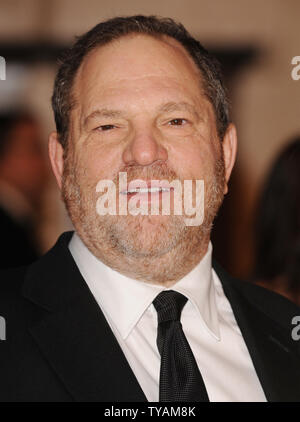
153, 290, 188, 324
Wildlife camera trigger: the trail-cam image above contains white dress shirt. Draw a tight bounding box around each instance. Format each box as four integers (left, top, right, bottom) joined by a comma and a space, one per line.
69, 232, 266, 402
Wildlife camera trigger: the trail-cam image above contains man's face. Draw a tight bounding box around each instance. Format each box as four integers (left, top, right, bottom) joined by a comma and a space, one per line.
50, 34, 236, 283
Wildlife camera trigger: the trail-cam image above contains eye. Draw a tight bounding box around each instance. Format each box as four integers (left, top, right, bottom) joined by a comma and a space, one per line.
168, 118, 187, 126
96, 124, 116, 131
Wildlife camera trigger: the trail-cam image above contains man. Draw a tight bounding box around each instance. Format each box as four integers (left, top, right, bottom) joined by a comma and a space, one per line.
0, 15, 299, 402
0, 112, 47, 268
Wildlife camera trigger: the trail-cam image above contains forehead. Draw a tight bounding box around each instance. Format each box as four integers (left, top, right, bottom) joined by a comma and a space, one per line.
73, 34, 203, 103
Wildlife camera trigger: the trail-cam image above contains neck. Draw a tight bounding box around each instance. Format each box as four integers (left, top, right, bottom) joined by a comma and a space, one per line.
77, 226, 211, 286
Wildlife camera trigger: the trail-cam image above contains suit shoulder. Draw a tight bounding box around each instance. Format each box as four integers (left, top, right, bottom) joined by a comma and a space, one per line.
0, 265, 28, 299
0, 265, 37, 327
234, 277, 299, 317
213, 260, 300, 327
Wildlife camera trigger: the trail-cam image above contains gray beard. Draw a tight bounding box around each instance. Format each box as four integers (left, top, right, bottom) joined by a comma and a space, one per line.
61, 159, 225, 285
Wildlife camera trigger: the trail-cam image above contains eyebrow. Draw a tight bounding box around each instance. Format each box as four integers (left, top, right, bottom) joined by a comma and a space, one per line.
83, 109, 125, 127
83, 101, 201, 128
158, 101, 201, 120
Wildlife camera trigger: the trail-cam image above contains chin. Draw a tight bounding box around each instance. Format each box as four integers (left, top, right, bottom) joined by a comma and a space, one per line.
105, 214, 185, 258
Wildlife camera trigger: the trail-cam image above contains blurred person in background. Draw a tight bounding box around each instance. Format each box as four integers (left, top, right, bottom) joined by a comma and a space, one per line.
0, 111, 48, 268
253, 136, 300, 306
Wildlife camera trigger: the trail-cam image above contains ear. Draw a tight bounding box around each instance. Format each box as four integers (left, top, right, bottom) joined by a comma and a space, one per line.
48, 131, 64, 190
222, 123, 238, 195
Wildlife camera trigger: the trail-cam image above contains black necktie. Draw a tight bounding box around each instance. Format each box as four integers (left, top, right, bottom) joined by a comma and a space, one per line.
153, 290, 210, 402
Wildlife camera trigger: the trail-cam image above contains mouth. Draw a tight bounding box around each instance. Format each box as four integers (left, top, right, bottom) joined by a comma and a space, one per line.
121, 187, 172, 194
120, 182, 175, 203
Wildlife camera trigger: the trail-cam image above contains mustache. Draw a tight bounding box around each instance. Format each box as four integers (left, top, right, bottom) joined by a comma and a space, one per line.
112, 162, 179, 186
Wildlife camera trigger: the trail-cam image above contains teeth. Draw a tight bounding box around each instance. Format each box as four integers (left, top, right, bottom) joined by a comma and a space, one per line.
121, 187, 171, 194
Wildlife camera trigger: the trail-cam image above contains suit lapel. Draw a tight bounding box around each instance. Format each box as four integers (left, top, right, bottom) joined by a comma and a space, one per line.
23, 231, 147, 402
23, 231, 300, 402
214, 261, 300, 402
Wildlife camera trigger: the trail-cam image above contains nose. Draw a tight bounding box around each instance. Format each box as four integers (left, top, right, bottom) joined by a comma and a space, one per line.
122, 125, 168, 166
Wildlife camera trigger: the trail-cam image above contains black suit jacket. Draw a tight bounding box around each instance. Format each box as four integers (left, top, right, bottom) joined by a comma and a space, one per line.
0, 231, 300, 402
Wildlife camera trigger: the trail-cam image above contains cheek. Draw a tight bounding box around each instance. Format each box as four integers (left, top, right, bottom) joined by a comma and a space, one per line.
73, 141, 123, 185
170, 135, 217, 181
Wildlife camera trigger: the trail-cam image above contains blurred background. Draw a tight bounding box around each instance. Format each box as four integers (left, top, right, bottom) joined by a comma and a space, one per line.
0, 0, 299, 291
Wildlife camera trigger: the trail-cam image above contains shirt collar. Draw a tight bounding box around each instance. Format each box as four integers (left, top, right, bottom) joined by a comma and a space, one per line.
69, 232, 220, 342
